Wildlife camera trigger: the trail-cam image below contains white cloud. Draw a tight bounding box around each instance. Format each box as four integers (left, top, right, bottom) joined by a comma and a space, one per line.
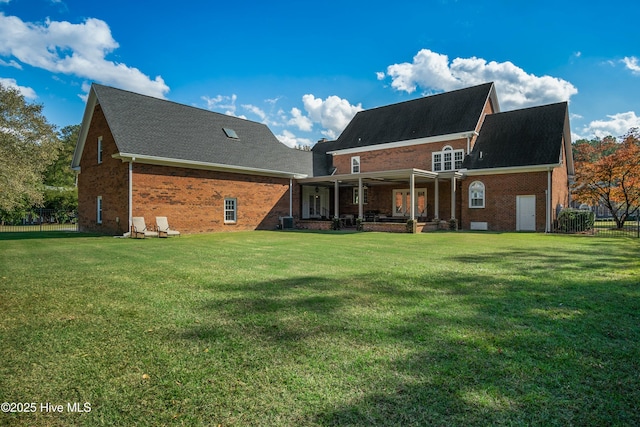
287, 107, 313, 132
581, 111, 640, 139
376, 71, 385, 80
202, 94, 243, 117
382, 48, 578, 110
302, 94, 363, 139
0, 58, 21, 69
0, 77, 37, 99
275, 129, 313, 148
622, 56, 640, 74
242, 104, 267, 122
0, 13, 169, 99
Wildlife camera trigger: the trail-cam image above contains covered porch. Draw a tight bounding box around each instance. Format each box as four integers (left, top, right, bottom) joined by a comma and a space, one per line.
296, 168, 463, 232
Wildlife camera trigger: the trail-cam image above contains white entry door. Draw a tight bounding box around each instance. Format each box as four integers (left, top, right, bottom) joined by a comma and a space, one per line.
516, 195, 536, 231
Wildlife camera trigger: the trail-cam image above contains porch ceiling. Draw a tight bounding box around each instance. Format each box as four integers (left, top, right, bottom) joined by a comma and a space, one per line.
298, 168, 462, 186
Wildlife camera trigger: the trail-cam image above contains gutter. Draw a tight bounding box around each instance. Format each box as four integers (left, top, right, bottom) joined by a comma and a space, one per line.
113, 153, 308, 179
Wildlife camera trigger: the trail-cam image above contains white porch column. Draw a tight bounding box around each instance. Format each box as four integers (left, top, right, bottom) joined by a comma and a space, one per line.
334, 180, 339, 219
450, 176, 456, 220
358, 177, 363, 220
434, 178, 439, 219
410, 173, 415, 221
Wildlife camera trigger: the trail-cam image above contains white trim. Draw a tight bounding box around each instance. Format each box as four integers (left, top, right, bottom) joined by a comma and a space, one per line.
327, 131, 477, 156
224, 198, 237, 223
460, 163, 562, 176
469, 180, 485, 208
351, 156, 360, 174
113, 153, 307, 179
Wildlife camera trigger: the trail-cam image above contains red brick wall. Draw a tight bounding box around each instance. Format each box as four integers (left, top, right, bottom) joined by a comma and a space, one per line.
132, 164, 297, 233
77, 105, 129, 234
332, 138, 468, 175
460, 172, 549, 231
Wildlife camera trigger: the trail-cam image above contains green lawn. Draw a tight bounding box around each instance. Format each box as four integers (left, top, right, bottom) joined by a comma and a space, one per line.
1, 231, 638, 426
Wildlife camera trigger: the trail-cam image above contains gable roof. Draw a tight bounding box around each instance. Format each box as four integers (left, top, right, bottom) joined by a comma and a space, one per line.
462, 102, 573, 173
72, 84, 312, 177
317, 82, 498, 154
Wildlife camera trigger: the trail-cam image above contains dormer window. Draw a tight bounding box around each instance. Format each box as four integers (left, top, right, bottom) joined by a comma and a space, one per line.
351, 156, 360, 174
433, 146, 464, 171
223, 128, 239, 139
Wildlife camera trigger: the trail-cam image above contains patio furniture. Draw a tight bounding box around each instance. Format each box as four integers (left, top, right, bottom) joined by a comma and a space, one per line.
156, 216, 181, 238
131, 217, 158, 238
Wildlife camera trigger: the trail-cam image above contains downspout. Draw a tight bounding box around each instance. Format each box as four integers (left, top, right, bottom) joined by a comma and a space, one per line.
546, 168, 552, 233
129, 160, 134, 234
289, 178, 293, 217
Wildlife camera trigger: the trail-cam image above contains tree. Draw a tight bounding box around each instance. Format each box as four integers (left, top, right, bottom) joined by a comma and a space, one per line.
44, 124, 79, 187
572, 129, 640, 228
0, 83, 60, 213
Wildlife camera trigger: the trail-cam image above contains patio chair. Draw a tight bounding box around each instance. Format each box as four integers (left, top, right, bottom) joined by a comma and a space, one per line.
131, 217, 158, 238
156, 216, 181, 238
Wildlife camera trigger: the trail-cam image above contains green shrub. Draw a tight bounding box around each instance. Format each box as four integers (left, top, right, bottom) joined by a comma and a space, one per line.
558, 208, 595, 232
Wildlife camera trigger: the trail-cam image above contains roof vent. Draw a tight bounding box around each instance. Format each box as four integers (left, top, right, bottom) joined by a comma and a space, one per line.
223, 128, 239, 139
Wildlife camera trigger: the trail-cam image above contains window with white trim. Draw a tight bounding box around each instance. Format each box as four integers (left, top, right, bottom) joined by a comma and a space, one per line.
469, 181, 485, 208
97, 136, 103, 164
352, 187, 368, 204
96, 196, 103, 224
432, 146, 464, 171
224, 198, 237, 223
351, 156, 360, 174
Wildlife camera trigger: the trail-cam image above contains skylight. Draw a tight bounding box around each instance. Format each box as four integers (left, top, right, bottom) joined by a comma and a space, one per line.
223, 127, 239, 139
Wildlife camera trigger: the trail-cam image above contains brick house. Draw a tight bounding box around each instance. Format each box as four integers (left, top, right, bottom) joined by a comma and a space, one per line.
72, 82, 573, 234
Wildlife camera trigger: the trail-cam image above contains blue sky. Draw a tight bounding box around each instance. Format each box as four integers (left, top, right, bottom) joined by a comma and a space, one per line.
1, 0, 639, 147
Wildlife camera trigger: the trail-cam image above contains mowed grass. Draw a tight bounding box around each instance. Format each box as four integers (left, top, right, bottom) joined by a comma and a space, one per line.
0, 231, 638, 426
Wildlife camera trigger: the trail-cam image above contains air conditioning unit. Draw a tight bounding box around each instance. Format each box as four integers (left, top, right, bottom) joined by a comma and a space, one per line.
280, 216, 294, 230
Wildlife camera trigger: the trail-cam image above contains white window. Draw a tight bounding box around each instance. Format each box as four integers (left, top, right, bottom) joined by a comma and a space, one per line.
351, 156, 360, 174
224, 198, 237, 223
352, 187, 368, 204
96, 196, 103, 224
469, 181, 485, 208
97, 136, 103, 164
432, 146, 464, 171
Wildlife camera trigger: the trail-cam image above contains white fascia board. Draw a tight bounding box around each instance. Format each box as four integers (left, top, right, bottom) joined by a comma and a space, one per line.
460, 163, 562, 176
71, 88, 98, 169
327, 131, 478, 156
113, 153, 308, 179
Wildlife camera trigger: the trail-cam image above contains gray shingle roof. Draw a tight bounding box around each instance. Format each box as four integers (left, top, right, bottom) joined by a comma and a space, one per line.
92, 84, 313, 176
318, 82, 497, 152
462, 102, 569, 170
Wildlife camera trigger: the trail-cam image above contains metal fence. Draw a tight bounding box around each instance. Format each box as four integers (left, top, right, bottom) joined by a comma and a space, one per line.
553, 218, 640, 238
0, 208, 78, 232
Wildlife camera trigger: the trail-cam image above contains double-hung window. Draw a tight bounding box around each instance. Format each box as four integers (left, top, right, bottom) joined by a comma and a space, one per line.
224, 198, 237, 223
352, 187, 368, 204
96, 196, 103, 224
97, 136, 103, 164
351, 156, 360, 174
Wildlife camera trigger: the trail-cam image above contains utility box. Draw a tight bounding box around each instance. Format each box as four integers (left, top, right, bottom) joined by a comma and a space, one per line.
280, 216, 294, 230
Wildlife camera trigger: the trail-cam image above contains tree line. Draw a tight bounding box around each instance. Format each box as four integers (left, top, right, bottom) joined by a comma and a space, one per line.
0, 83, 79, 225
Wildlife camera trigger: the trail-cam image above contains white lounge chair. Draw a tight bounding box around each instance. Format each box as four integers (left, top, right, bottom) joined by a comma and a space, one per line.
156, 216, 180, 238
131, 217, 158, 238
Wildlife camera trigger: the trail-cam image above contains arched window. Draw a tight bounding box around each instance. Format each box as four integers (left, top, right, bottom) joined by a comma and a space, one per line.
469, 181, 485, 208
433, 145, 464, 171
